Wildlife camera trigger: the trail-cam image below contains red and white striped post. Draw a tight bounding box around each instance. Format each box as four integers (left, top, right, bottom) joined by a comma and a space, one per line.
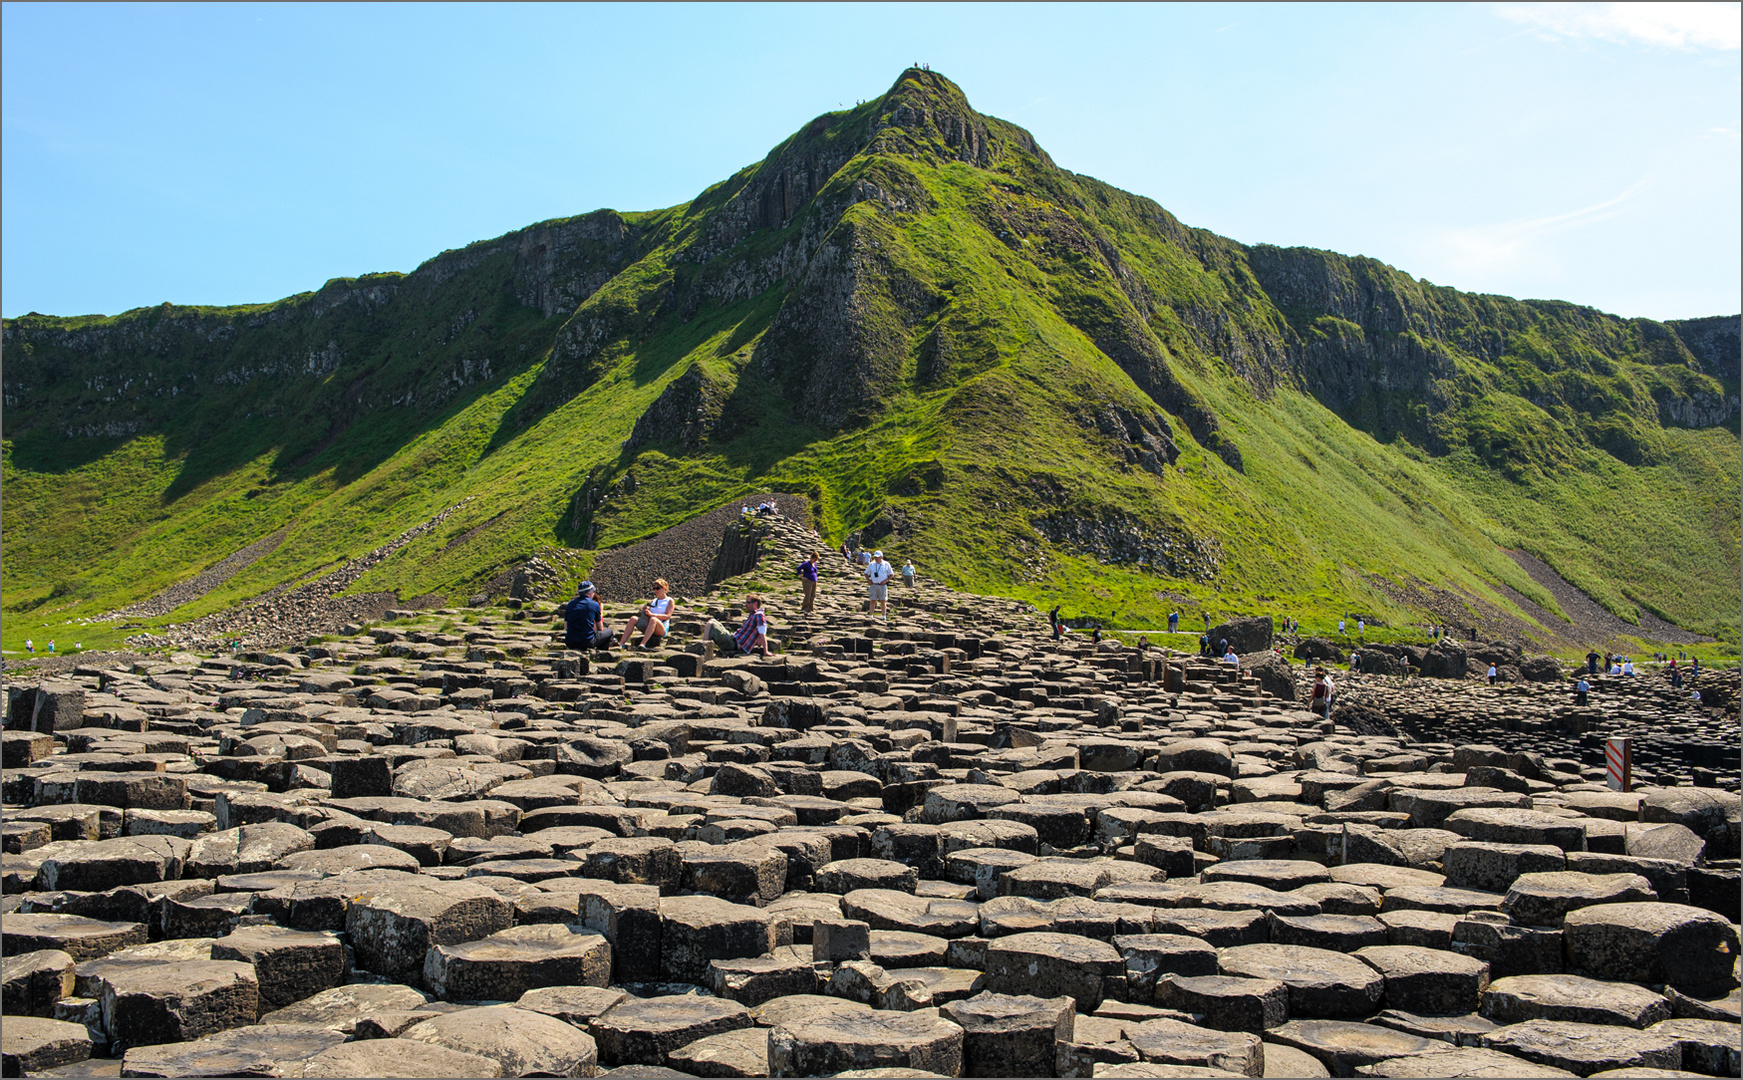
1605, 737, 1632, 793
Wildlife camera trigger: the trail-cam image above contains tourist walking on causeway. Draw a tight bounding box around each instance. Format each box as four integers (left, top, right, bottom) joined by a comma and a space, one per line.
798, 551, 820, 614
902, 558, 916, 588
1310, 667, 1333, 719
865, 550, 893, 620
564, 581, 614, 651
620, 578, 675, 650
1049, 605, 1064, 642
706, 595, 771, 657
1488, 662, 1499, 686
1574, 676, 1590, 706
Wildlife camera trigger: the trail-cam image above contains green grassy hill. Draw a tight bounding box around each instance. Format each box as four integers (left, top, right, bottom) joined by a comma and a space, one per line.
4, 69, 1738, 655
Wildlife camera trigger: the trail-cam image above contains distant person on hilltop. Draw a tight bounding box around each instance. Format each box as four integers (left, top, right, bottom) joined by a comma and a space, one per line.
1338, 618, 1346, 635
564, 582, 614, 651
798, 551, 820, 614
1168, 611, 1179, 633
23, 639, 32, 654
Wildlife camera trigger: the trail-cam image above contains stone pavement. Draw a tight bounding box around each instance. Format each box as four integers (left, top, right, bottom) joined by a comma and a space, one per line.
2, 515, 1738, 1078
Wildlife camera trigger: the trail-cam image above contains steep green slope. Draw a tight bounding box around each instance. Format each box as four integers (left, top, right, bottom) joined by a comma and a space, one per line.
4, 69, 1737, 653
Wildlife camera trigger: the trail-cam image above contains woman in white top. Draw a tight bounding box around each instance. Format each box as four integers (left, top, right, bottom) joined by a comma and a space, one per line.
622, 578, 676, 649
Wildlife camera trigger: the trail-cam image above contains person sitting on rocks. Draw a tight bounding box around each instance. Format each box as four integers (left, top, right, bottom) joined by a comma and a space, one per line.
1574, 676, 1590, 706
707, 595, 770, 657
1609, 659, 1624, 676
563, 581, 614, 651
1621, 657, 1635, 677
1221, 645, 1240, 669
620, 578, 674, 650
1310, 667, 1333, 719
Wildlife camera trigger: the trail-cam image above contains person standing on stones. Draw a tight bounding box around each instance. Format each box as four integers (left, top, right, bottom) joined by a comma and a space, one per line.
1310, 667, 1333, 719
798, 552, 820, 614
865, 550, 893, 621
564, 581, 614, 651
1350, 650, 1362, 674
1671, 662, 1684, 689
620, 578, 674, 650
902, 559, 916, 588
1586, 649, 1601, 675
1199, 631, 1211, 657
1574, 675, 1590, 706
1487, 662, 1499, 685
1048, 604, 1063, 641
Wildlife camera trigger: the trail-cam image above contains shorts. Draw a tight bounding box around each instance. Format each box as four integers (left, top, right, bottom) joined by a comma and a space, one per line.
633, 613, 665, 634
868, 582, 888, 601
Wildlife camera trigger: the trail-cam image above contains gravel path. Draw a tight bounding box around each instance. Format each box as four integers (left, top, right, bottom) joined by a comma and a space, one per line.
95, 527, 290, 621
1508, 549, 1709, 646
123, 501, 474, 651
588, 493, 813, 605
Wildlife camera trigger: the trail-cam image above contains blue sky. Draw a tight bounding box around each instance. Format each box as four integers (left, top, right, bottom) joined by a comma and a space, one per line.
4, 1, 1738, 321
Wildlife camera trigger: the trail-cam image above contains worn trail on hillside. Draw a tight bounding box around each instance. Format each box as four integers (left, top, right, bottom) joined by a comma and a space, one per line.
95, 528, 292, 623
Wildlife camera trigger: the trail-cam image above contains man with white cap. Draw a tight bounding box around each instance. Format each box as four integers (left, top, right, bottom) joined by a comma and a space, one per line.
865, 550, 893, 621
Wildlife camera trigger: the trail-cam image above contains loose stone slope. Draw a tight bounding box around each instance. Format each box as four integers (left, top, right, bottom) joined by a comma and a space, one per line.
2, 511, 1738, 1079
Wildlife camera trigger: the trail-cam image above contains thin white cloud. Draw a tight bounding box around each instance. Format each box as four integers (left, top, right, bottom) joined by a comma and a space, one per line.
1433, 180, 1653, 279
1496, 2, 1742, 50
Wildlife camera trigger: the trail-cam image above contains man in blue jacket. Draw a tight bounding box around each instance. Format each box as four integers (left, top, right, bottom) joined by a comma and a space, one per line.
564, 581, 615, 650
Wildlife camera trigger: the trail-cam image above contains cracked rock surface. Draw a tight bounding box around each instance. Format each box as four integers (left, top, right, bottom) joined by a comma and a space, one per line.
2, 515, 1738, 1078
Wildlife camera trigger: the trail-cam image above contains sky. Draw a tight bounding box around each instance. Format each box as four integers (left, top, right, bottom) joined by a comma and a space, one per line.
3, 2, 1739, 322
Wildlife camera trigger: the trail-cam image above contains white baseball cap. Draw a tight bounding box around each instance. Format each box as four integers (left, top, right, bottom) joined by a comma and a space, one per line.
873, 550, 884, 558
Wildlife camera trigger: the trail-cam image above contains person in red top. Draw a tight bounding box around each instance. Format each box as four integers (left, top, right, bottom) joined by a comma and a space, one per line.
1310, 666, 1333, 720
